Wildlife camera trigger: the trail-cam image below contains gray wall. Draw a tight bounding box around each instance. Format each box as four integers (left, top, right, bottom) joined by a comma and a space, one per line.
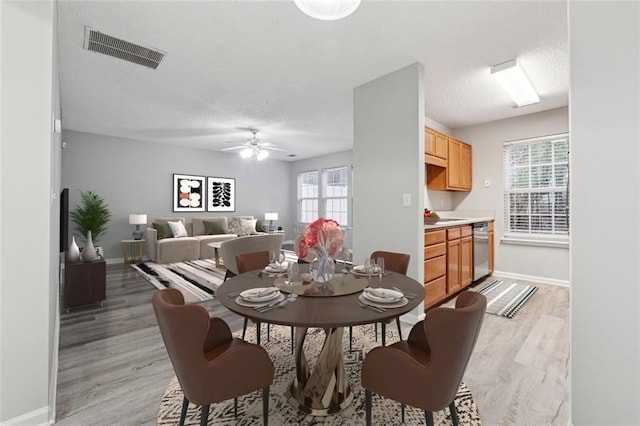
570, 2, 640, 423
353, 63, 425, 283
453, 107, 569, 283
61, 131, 292, 261
0, 1, 55, 423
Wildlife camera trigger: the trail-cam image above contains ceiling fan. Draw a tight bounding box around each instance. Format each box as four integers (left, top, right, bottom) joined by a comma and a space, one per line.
221, 129, 285, 161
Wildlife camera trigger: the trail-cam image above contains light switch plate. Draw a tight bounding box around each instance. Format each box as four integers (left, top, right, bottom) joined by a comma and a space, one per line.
403, 193, 411, 207
484, 179, 491, 188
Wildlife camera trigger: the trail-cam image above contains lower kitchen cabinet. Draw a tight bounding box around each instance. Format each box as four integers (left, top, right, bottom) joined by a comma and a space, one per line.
425, 224, 475, 310
424, 229, 447, 309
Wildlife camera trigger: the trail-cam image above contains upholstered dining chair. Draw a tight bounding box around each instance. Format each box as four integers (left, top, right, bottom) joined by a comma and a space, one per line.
152, 288, 274, 426
349, 250, 411, 349
235, 250, 295, 353
236, 250, 271, 344
361, 291, 487, 426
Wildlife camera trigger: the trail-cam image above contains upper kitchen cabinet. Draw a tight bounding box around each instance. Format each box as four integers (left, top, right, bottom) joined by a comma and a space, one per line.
425, 127, 472, 192
425, 127, 448, 167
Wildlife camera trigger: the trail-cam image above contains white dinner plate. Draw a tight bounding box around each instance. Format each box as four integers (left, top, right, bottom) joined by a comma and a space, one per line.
265, 263, 288, 273
363, 288, 403, 304
236, 293, 285, 308
239, 287, 280, 302
351, 265, 373, 276
358, 294, 408, 309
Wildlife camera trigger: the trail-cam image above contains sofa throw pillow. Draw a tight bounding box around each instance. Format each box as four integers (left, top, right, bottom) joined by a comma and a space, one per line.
152, 222, 173, 240
203, 220, 226, 235
255, 220, 265, 233
228, 218, 258, 236
167, 220, 188, 238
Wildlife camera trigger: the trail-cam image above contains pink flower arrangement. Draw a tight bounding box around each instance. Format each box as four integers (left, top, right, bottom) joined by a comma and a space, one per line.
297, 218, 345, 260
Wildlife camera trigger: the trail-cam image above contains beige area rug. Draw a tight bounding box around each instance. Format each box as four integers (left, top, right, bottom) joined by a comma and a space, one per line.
157, 325, 481, 425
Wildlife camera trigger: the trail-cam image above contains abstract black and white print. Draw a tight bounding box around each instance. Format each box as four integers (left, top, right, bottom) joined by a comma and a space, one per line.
207, 176, 235, 212
172, 174, 205, 212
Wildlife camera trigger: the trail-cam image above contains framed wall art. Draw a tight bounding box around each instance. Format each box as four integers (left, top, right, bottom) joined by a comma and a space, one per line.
207, 177, 235, 212
173, 174, 206, 212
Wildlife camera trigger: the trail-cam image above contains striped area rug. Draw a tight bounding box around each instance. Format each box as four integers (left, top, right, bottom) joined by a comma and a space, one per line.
132, 259, 225, 304
476, 279, 538, 318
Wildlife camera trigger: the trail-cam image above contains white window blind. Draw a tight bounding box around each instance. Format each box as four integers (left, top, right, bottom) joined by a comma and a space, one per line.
322, 166, 349, 225
503, 134, 569, 238
297, 171, 318, 223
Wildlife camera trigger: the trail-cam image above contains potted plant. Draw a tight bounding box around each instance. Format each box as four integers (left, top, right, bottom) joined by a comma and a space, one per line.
70, 190, 112, 259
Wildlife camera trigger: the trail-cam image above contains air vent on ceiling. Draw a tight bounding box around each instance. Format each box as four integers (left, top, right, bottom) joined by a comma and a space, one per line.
83, 27, 166, 69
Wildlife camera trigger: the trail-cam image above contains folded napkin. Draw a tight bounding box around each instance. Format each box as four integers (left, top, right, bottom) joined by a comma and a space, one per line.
364, 287, 403, 300
240, 287, 279, 299
266, 262, 289, 272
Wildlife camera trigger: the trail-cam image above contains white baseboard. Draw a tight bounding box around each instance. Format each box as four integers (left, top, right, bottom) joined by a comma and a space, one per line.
492, 270, 570, 287
1, 406, 49, 426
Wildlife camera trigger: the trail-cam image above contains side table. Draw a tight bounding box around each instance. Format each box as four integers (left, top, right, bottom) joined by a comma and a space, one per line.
64, 257, 106, 312
122, 239, 145, 265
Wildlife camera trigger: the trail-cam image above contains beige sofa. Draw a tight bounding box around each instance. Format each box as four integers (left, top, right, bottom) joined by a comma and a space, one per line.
145, 216, 266, 264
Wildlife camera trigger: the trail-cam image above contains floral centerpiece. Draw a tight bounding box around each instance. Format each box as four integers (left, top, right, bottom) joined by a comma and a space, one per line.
297, 218, 345, 282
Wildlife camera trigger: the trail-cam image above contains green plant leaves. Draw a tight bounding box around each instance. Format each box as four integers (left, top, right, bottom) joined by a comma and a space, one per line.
69, 190, 112, 243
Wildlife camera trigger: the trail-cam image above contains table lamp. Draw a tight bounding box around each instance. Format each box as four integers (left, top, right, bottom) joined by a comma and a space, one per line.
264, 212, 278, 233
129, 214, 147, 240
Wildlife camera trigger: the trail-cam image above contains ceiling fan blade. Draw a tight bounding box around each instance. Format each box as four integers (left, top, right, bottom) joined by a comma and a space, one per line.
221, 146, 246, 151
262, 146, 287, 152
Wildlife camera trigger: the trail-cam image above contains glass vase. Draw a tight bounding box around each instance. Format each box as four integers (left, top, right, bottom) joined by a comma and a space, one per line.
313, 255, 335, 283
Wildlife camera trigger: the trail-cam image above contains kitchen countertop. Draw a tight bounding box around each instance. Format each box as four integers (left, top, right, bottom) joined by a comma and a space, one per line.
423, 210, 495, 230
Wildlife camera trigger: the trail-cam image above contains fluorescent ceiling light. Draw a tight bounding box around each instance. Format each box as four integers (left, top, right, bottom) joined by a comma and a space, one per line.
490, 60, 540, 107
294, 0, 361, 21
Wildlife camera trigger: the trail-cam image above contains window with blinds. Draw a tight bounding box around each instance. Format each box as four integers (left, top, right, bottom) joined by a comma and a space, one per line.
297, 171, 318, 223
322, 166, 349, 225
503, 134, 569, 239
297, 166, 350, 227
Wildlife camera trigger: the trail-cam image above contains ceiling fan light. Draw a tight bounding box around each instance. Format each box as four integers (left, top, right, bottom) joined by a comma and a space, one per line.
294, 0, 361, 21
257, 150, 269, 161
240, 148, 253, 159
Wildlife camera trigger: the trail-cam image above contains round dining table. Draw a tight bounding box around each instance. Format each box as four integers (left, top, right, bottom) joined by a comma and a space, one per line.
216, 267, 424, 416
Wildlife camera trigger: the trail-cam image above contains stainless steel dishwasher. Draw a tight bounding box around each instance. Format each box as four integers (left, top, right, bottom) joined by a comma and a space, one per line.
473, 222, 490, 281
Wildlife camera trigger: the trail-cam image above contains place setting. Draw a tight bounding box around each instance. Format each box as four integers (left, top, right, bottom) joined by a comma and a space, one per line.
358, 286, 409, 311
233, 286, 285, 310
261, 251, 289, 277
350, 257, 386, 282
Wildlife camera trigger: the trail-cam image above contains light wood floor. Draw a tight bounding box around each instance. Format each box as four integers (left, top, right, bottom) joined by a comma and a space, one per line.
54, 265, 569, 425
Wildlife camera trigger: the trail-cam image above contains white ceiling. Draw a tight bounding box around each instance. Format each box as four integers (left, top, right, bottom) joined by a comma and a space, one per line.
57, 0, 568, 161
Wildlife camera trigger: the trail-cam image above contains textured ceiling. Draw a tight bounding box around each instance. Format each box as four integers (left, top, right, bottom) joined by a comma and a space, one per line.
57, 1, 568, 161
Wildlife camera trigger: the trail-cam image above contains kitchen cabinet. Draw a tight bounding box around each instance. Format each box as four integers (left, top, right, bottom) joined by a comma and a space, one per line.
488, 221, 495, 273
425, 223, 476, 311
425, 128, 472, 192
423, 229, 447, 309
425, 127, 447, 167
447, 225, 473, 294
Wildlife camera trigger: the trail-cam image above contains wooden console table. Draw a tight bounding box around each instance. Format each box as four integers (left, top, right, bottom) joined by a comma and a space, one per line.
64, 257, 106, 312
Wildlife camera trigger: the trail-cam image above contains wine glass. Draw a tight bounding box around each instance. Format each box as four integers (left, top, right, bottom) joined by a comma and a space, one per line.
277, 250, 286, 270
286, 262, 299, 301
375, 257, 385, 283
269, 250, 276, 266
364, 258, 375, 283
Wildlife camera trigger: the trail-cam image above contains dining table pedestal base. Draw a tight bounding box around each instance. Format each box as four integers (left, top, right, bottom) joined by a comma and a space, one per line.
289, 326, 354, 416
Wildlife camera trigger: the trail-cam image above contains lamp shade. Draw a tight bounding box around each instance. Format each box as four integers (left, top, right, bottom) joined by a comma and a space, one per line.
294, 0, 361, 21
264, 212, 278, 221
129, 214, 147, 225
